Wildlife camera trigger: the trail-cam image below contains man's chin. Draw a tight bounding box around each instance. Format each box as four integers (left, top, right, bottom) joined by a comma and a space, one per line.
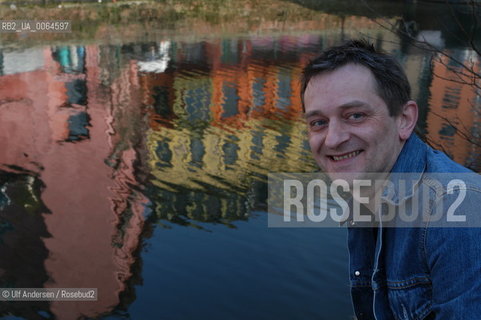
326, 172, 364, 185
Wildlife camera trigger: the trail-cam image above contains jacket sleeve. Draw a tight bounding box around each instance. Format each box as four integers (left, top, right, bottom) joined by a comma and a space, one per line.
425, 189, 481, 318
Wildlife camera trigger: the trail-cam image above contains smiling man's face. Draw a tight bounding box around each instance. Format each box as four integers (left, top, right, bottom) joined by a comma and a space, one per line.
304, 63, 405, 182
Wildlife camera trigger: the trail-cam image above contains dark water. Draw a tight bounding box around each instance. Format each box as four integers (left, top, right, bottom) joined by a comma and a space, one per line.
0, 1, 480, 319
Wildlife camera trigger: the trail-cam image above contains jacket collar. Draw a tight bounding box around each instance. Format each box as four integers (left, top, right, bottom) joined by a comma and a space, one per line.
390, 133, 427, 174
380, 134, 427, 205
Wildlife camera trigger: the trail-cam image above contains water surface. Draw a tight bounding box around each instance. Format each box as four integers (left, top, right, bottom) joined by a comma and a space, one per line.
0, 1, 480, 319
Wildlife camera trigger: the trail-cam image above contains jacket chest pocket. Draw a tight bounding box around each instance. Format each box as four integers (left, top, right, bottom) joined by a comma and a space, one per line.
387, 278, 432, 320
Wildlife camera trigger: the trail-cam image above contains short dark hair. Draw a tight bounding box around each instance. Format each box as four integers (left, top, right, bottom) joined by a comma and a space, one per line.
301, 39, 411, 116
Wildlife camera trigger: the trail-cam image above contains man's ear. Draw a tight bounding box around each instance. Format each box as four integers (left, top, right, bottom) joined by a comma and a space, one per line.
397, 100, 418, 141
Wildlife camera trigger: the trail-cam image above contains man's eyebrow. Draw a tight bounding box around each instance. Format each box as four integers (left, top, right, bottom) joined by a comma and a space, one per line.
304, 100, 370, 119
338, 100, 369, 109
304, 110, 323, 119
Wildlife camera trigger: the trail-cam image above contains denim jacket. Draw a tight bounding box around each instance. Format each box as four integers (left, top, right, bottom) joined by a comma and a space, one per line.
348, 134, 481, 320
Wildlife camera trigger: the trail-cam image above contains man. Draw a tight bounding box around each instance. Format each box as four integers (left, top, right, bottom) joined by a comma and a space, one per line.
301, 40, 481, 319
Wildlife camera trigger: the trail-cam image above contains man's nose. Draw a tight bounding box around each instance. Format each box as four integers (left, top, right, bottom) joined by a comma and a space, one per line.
324, 121, 349, 149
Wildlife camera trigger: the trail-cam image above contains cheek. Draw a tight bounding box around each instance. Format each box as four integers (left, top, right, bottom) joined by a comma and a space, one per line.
308, 134, 324, 152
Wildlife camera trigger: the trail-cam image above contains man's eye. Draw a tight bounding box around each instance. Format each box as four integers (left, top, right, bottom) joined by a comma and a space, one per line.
347, 113, 365, 120
310, 119, 327, 128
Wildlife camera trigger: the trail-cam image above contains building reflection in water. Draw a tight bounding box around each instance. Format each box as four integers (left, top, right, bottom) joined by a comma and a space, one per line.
139, 37, 321, 227
426, 49, 481, 171
0, 44, 146, 319
0, 22, 480, 319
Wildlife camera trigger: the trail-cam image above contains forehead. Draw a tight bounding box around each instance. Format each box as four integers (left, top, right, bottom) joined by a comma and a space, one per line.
304, 64, 383, 112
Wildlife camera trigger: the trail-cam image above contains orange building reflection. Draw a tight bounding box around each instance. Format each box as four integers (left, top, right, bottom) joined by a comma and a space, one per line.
426, 50, 481, 171
0, 46, 146, 319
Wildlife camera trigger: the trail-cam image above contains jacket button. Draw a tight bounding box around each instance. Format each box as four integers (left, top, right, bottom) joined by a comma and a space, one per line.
354, 271, 360, 276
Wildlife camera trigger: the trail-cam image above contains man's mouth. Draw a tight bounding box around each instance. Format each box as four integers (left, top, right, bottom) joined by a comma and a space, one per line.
329, 150, 362, 161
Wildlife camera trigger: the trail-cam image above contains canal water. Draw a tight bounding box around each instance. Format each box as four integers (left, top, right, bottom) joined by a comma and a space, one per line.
0, 0, 480, 319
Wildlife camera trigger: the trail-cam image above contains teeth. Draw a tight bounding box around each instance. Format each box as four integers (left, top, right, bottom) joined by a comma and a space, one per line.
331, 151, 360, 161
